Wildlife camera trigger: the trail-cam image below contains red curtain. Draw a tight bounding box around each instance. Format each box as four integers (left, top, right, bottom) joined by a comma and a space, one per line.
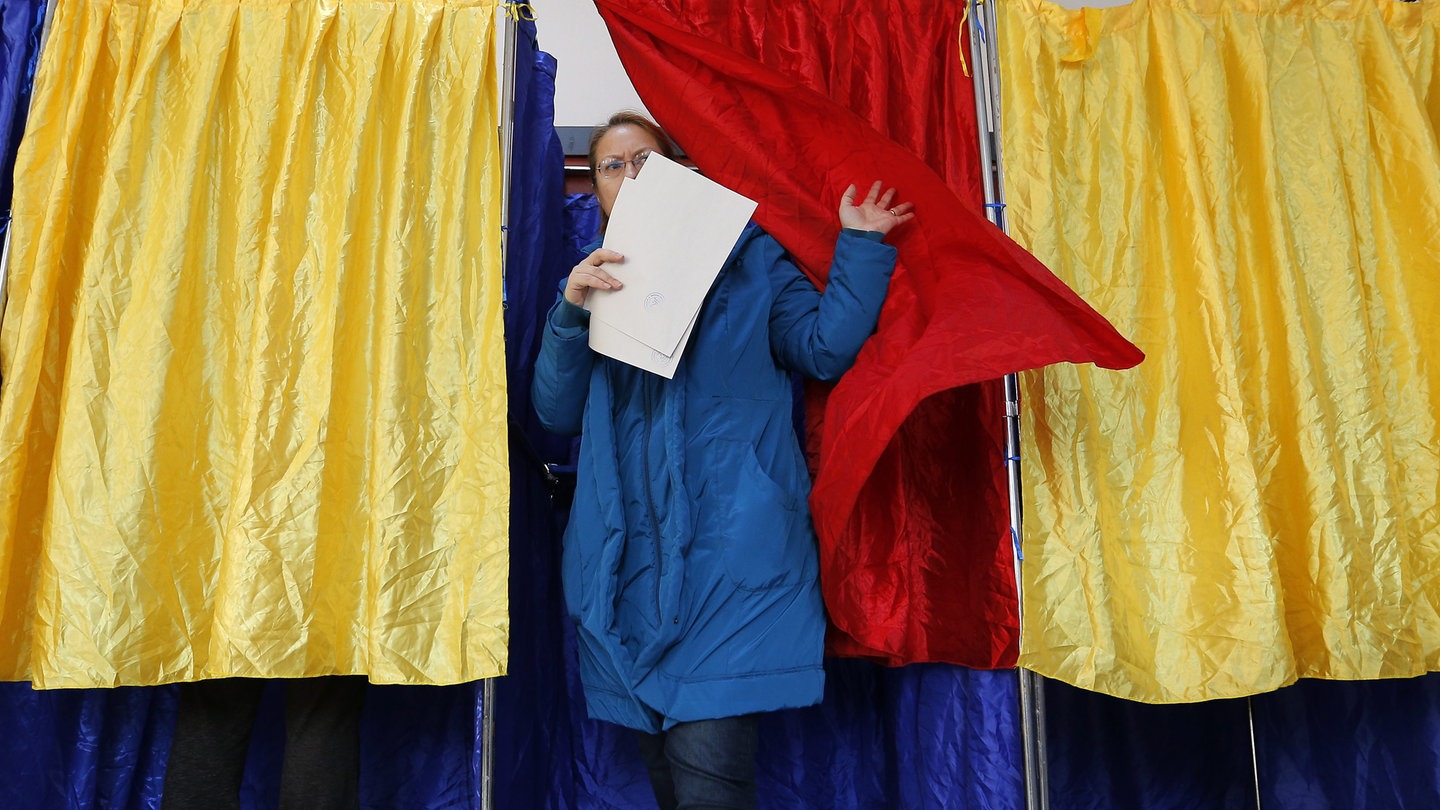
594, 0, 1143, 668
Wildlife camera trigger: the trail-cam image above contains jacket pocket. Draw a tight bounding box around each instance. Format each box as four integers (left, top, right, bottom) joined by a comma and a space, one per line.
709, 439, 817, 591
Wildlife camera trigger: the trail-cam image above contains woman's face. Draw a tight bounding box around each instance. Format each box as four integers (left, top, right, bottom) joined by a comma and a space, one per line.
593, 124, 664, 219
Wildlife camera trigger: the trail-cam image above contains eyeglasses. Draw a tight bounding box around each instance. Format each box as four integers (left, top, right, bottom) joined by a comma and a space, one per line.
595, 151, 652, 180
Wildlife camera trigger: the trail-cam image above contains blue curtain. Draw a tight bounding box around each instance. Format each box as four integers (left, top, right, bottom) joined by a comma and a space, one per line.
496, 20, 588, 810
1045, 674, 1440, 810
0, 686, 173, 809
1253, 677, 1440, 810
0, 0, 46, 235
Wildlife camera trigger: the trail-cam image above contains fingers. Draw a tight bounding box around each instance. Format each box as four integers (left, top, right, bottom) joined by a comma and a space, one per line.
564, 249, 624, 305
577, 266, 622, 290
579, 249, 624, 287
837, 181, 917, 234
585, 248, 625, 265
887, 201, 917, 230
843, 182, 906, 212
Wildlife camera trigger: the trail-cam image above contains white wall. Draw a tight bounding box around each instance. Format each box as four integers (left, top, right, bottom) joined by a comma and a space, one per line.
531, 0, 649, 128
531, 0, 1131, 129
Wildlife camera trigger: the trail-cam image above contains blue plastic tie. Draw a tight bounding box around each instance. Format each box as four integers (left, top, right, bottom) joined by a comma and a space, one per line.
1011, 527, 1024, 561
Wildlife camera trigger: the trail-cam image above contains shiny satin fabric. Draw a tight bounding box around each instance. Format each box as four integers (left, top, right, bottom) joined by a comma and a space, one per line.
594, 0, 1143, 672
1046, 673, 1440, 808
0, 0, 508, 687
0, 0, 46, 222
1001, 0, 1440, 701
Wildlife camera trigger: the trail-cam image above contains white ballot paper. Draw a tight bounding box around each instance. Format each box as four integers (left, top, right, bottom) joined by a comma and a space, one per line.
585, 152, 757, 377
587, 313, 698, 380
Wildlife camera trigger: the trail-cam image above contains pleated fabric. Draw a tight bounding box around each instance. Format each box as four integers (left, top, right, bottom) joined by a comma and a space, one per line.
3, 7, 1440, 810
1000, 0, 1440, 701
0, 0, 46, 226
1044, 673, 1440, 809
593, 0, 1144, 671
0, 0, 509, 688
492, 20, 583, 810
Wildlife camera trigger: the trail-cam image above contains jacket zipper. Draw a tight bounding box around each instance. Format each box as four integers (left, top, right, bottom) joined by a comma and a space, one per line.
641, 379, 664, 623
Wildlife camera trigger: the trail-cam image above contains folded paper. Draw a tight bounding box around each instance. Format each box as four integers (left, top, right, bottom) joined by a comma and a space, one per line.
585, 152, 756, 372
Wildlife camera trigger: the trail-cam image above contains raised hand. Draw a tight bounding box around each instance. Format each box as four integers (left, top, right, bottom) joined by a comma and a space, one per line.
564, 248, 625, 306
838, 181, 916, 236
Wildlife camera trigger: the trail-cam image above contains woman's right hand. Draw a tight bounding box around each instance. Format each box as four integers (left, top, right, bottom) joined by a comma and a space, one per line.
564, 248, 625, 307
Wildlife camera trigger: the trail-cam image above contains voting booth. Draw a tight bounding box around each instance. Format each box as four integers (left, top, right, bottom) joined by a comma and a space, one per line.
1, 1, 1438, 808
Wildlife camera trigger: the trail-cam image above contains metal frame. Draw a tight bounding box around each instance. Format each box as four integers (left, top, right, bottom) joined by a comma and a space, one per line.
964, 2, 1050, 807
480, 6, 522, 810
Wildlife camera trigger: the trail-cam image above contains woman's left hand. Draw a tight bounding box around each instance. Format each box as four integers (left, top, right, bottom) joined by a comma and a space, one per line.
838, 181, 915, 236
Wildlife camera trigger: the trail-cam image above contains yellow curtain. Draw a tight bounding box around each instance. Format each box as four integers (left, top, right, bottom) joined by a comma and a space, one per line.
1000, 0, 1440, 702
0, 0, 508, 688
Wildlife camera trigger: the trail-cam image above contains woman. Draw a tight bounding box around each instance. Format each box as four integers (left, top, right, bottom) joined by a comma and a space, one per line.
533, 112, 913, 809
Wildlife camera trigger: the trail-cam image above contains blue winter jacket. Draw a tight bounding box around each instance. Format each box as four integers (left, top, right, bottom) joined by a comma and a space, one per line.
532, 224, 895, 732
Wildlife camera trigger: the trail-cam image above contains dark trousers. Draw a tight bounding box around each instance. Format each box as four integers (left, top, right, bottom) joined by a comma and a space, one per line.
636, 715, 759, 810
161, 676, 366, 810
